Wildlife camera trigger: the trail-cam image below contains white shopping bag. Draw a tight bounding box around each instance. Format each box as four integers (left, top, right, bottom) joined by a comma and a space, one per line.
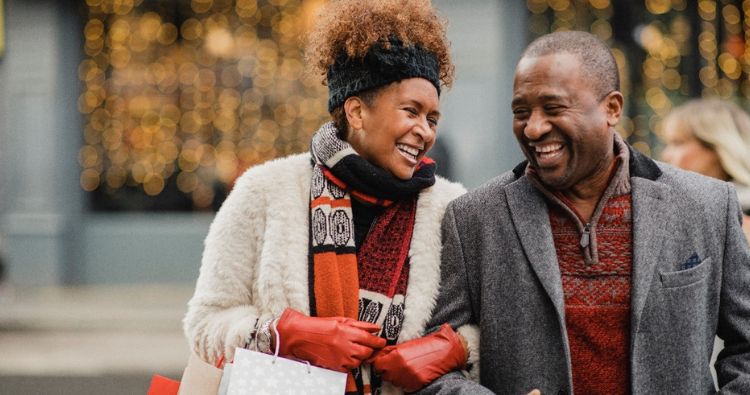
217, 362, 232, 395
226, 347, 347, 395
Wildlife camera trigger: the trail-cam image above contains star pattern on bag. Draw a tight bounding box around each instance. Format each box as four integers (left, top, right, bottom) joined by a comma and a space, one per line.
227, 348, 347, 394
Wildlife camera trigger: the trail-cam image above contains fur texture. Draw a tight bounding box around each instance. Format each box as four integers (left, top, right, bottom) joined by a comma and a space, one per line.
183, 153, 473, 393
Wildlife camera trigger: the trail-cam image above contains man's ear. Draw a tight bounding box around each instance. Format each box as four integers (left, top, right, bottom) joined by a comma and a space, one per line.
604, 91, 624, 126
344, 96, 365, 131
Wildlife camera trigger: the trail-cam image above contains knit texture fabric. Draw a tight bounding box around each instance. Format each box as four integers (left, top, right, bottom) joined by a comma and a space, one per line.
327, 39, 440, 112
549, 194, 633, 395
351, 198, 415, 395
308, 122, 435, 394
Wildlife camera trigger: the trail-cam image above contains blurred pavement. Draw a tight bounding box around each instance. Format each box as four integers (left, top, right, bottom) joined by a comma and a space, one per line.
0, 284, 725, 394
0, 284, 193, 394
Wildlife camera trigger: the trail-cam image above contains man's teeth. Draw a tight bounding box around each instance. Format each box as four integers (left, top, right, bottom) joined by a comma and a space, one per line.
397, 144, 420, 158
535, 143, 563, 153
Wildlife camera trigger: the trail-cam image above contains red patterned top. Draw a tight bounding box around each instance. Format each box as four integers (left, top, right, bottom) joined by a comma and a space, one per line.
549, 193, 633, 395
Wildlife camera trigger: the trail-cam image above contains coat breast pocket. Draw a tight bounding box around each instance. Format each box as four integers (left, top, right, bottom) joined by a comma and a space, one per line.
659, 257, 712, 288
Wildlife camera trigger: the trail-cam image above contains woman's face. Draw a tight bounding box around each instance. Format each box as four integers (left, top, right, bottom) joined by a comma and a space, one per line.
661, 118, 729, 180
346, 78, 440, 180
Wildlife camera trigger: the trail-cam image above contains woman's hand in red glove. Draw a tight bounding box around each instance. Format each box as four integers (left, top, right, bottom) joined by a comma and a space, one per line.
370, 324, 467, 392
274, 308, 387, 372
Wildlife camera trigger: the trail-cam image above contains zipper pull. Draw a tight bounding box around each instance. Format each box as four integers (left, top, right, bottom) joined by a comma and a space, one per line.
580, 224, 591, 248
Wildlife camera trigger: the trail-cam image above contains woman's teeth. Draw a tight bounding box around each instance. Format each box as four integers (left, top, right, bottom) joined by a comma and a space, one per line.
397, 144, 420, 160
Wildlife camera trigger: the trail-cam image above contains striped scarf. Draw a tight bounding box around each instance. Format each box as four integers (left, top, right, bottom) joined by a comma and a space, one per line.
308, 122, 435, 393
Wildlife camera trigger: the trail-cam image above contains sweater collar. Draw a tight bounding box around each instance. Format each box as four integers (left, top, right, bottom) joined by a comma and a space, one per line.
524, 133, 633, 265
526, 132, 632, 217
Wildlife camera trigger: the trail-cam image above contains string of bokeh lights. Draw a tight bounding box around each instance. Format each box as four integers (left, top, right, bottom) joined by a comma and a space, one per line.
526, 0, 750, 157
78, 0, 328, 209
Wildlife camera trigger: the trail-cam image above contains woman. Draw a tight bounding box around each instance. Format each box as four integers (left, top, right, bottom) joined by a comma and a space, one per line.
661, 98, 750, 241
183, 1, 478, 393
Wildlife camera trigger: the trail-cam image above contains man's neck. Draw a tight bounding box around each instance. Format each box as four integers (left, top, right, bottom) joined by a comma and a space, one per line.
557, 158, 618, 223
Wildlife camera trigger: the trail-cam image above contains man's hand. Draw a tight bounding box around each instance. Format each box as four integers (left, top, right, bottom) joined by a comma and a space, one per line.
370, 323, 467, 392
274, 308, 386, 372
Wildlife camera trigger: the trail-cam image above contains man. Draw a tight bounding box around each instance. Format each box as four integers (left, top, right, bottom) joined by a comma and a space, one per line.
419, 31, 750, 394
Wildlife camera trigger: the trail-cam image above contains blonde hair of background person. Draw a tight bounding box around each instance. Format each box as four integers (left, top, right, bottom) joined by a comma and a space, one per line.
661, 98, 750, 241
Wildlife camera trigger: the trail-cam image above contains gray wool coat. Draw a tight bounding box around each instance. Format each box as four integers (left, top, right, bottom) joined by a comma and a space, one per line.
418, 147, 750, 395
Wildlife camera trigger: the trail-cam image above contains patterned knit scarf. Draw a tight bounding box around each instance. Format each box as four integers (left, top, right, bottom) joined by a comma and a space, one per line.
309, 122, 435, 393
308, 122, 435, 319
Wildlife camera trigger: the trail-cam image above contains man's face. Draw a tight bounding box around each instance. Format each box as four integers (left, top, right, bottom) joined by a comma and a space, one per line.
511, 52, 620, 192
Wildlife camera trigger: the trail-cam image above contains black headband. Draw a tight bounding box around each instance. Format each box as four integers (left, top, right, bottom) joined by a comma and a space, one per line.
326, 39, 441, 112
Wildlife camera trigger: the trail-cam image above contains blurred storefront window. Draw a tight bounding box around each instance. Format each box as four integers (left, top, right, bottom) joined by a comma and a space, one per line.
526, 0, 750, 158
78, 0, 328, 211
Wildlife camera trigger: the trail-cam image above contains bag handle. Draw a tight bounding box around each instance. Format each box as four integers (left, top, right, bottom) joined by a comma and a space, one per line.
272, 319, 281, 359
271, 319, 312, 374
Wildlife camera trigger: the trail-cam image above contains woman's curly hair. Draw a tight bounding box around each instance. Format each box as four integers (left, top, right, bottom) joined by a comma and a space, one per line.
306, 0, 454, 89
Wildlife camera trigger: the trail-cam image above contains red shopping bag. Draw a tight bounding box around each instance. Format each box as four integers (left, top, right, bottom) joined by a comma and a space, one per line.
147, 374, 180, 395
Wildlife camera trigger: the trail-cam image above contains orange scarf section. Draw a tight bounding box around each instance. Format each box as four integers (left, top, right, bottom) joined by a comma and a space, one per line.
312, 251, 360, 319
310, 171, 387, 392
311, 167, 400, 320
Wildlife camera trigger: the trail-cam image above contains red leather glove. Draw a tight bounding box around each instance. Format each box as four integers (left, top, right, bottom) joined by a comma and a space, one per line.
274, 308, 387, 372
370, 324, 467, 392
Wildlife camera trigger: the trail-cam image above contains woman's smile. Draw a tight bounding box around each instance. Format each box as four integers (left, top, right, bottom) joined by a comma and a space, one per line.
396, 143, 422, 164
346, 78, 439, 180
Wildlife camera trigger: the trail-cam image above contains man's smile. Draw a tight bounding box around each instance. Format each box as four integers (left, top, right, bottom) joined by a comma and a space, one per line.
530, 142, 566, 167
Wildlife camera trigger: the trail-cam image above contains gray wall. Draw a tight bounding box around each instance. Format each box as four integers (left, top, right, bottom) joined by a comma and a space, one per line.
0, 0, 527, 286
82, 214, 212, 284
435, 0, 526, 188
0, 0, 84, 286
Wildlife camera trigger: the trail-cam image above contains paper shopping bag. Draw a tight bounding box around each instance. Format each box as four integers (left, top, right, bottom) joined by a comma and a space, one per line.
217, 362, 232, 395
177, 351, 225, 395
227, 347, 347, 395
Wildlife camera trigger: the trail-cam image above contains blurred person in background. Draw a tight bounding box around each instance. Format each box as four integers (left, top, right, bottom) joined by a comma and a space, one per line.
661, 98, 750, 242
183, 1, 476, 394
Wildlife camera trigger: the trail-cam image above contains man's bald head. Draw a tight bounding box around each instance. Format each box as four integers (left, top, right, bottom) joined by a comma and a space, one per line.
520, 31, 620, 99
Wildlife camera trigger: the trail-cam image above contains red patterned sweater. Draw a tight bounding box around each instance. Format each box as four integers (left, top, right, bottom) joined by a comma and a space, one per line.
529, 135, 633, 395
549, 194, 632, 394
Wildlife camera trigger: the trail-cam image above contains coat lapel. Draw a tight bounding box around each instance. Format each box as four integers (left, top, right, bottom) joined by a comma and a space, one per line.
630, 177, 671, 333
505, 177, 566, 320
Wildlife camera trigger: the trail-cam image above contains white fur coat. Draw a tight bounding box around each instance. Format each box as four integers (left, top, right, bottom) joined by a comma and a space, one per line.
183, 153, 478, 392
